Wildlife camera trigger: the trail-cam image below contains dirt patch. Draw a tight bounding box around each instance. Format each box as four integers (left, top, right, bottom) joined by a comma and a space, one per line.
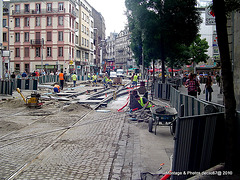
0, 99, 25, 108
62, 103, 92, 112
0, 120, 25, 132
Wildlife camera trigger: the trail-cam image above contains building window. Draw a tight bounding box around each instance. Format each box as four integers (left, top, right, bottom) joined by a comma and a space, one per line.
58, 47, 63, 57
47, 3, 52, 12
59, 3, 64, 11
58, 16, 63, 26
75, 35, 78, 44
69, 17, 71, 28
3, 19, 7, 27
25, 64, 29, 73
58, 31, 63, 41
15, 18, 20, 27
15, 4, 20, 13
24, 4, 30, 13
24, 47, 29, 57
36, 47, 40, 57
47, 47, 51, 57
72, 33, 74, 44
36, 3, 41, 14
15, 33, 20, 42
47, 32, 52, 41
72, 48, 74, 58
47, 17, 52, 26
3, 33, 7, 42
36, 17, 41, 26
15, 64, 20, 72
24, 32, 29, 42
69, 32, 71, 43
24, 17, 30, 27
15, 48, 20, 57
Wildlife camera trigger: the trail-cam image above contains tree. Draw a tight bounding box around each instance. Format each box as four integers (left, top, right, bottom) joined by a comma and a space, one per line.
125, 0, 202, 82
212, 0, 239, 172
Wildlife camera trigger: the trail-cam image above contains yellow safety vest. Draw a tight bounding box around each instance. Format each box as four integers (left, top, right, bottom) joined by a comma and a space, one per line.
133, 75, 138, 82
92, 75, 97, 80
72, 74, 77, 81
138, 97, 152, 108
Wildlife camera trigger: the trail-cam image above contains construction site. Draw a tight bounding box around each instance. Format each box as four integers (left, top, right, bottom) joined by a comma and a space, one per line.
0, 78, 175, 180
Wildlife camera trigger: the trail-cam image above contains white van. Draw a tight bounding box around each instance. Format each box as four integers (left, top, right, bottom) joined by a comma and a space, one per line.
110, 71, 117, 78
116, 69, 125, 78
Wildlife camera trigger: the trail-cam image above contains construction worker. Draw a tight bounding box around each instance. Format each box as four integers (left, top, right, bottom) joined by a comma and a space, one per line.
88, 73, 91, 80
103, 74, 112, 88
59, 70, 64, 90
71, 72, 77, 87
135, 94, 152, 109
132, 73, 138, 87
53, 84, 60, 93
92, 73, 97, 86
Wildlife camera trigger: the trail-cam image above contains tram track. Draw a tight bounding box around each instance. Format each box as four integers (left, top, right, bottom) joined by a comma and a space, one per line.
1, 83, 130, 179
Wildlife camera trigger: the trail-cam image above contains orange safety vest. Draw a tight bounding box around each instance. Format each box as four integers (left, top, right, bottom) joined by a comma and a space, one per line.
59, 73, 64, 80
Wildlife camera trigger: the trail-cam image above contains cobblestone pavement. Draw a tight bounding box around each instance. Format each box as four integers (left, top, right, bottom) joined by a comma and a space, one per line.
0, 83, 174, 180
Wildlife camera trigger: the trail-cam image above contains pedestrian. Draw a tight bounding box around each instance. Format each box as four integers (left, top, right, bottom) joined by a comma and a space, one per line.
59, 70, 64, 90
182, 74, 187, 85
216, 74, 220, 87
11, 72, 16, 79
31, 71, 36, 77
185, 73, 200, 98
22, 71, 27, 79
205, 75, 213, 101
71, 72, 77, 87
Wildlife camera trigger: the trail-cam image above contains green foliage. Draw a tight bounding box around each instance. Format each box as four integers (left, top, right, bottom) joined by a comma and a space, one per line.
189, 34, 209, 64
125, 0, 202, 71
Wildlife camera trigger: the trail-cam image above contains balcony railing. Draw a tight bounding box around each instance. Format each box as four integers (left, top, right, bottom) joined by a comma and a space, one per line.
12, 8, 75, 16
31, 39, 43, 46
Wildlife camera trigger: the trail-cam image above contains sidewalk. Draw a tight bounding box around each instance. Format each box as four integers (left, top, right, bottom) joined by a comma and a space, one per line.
178, 83, 224, 105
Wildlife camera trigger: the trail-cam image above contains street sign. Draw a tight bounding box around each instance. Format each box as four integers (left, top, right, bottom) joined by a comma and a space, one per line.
205, 7, 215, 25
69, 60, 73, 65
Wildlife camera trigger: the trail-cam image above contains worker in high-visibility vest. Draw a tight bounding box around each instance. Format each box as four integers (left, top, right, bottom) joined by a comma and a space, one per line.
132, 73, 138, 87
135, 94, 152, 109
92, 73, 97, 86
71, 72, 77, 87
59, 71, 64, 90
53, 84, 60, 93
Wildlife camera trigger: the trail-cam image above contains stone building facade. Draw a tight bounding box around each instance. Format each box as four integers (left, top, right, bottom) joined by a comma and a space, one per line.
115, 28, 133, 70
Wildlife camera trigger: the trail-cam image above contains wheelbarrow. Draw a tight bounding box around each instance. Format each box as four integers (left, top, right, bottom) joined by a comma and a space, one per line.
149, 105, 177, 135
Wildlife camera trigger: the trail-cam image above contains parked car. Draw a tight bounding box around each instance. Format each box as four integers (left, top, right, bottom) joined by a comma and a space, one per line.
110, 71, 117, 78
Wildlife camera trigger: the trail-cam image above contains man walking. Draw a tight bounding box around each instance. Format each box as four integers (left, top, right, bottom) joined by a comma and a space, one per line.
71, 72, 77, 87
59, 70, 64, 90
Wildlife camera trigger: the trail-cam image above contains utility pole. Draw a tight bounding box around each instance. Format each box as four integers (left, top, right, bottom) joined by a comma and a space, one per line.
0, 0, 3, 79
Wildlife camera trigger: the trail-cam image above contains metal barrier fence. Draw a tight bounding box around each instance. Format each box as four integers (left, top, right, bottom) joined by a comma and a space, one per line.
0, 80, 13, 95
172, 112, 225, 180
0, 75, 88, 95
153, 82, 227, 179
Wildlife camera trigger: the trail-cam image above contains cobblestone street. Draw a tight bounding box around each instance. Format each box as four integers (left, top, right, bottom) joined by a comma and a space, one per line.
0, 84, 174, 180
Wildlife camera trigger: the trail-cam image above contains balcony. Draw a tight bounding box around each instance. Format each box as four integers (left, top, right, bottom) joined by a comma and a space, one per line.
12, 8, 75, 17
31, 39, 43, 46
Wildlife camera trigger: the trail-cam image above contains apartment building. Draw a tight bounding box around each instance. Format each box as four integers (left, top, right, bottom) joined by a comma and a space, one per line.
115, 28, 132, 70
105, 32, 117, 71
8, 0, 76, 74
75, 0, 93, 75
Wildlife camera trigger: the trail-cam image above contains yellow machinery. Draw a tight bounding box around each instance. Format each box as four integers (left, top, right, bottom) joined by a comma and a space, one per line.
16, 88, 42, 108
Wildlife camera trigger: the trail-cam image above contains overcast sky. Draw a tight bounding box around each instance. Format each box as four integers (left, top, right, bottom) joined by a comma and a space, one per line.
87, 0, 127, 37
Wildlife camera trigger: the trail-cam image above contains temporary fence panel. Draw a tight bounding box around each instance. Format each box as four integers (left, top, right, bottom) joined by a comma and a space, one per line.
17, 79, 38, 90
172, 112, 225, 180
0, 80, 13, 95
